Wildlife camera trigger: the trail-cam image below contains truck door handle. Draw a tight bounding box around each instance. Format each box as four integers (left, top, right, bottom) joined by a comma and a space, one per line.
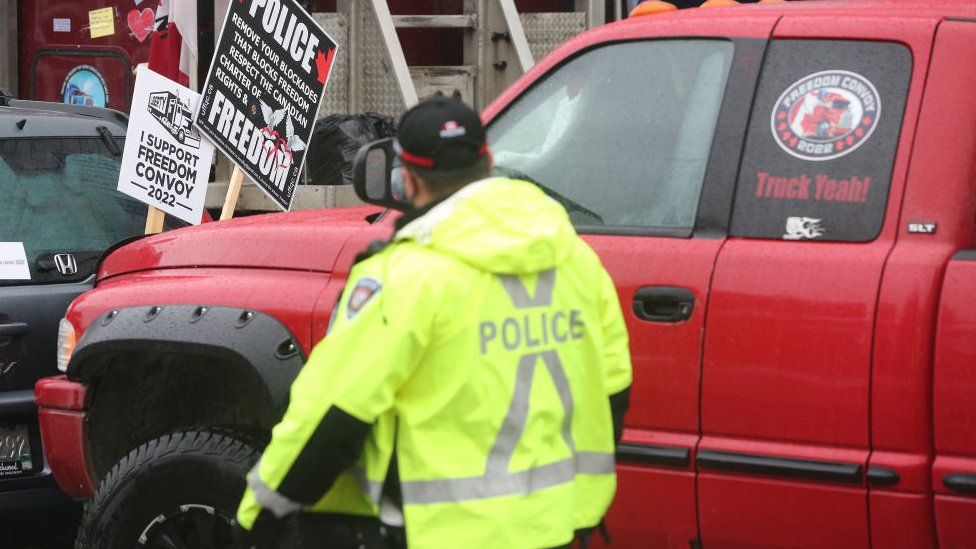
0, 322, 29, 347
0, 322, 29, 336
633, 287, 695, 323
943, 473, 976, 495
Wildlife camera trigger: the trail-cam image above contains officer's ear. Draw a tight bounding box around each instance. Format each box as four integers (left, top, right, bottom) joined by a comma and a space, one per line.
400, 166, 420, 204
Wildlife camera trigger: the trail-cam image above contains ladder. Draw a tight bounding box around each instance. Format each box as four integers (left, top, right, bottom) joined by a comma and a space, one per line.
314, 0, 605, 118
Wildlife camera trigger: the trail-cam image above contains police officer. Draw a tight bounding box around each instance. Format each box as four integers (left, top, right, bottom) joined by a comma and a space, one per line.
236, 97, 632, 549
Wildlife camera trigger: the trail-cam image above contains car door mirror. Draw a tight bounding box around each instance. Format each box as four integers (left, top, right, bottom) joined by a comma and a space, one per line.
352, 138, 409, 210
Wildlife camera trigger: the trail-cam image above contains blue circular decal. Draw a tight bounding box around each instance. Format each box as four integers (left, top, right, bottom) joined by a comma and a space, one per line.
61, 65, 109, 108
771, 70, 880, 162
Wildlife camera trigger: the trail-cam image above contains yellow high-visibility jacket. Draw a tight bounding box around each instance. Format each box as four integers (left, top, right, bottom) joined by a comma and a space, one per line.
239, 177, 632, 549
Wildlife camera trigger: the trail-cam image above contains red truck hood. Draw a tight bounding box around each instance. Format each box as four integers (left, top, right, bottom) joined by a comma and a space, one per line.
99, 206, 384, 279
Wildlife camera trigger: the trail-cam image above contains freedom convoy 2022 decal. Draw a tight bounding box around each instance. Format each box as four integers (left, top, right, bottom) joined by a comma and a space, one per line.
194, 0, 338, 211
771, 70, 881, 162
755, 70, 883, 239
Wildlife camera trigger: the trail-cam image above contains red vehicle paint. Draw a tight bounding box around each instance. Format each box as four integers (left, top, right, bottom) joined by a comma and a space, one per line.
36, 1, 976, 547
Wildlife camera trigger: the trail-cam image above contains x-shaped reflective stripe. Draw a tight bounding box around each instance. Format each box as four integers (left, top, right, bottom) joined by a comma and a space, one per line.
401, 269, 613, 505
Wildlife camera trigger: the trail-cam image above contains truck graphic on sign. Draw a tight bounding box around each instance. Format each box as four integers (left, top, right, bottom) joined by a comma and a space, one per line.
148, 91, 201, 149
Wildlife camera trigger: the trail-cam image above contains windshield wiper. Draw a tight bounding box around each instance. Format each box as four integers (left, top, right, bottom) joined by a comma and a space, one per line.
96, 126, 123, 156
493, 165, 603, 224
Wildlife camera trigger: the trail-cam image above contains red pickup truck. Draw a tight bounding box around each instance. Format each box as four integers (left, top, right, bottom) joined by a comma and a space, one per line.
36, 1, 976, 547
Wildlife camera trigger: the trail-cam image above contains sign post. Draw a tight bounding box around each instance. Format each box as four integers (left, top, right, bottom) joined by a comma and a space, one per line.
145, 206, 166, 233
195, 0, 338, 216
118, 66, 216, 226
220, 166, 246, 220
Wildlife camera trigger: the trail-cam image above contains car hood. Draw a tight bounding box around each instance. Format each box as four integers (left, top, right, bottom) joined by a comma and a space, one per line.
98, 206, 384, 280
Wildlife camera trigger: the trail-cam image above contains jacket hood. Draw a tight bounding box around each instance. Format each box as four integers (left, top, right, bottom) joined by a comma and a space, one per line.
395, 178, 577, 275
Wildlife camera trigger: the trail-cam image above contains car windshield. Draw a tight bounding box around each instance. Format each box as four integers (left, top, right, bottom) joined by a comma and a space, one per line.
0, 137, 147, 268
487, 40, 733, 230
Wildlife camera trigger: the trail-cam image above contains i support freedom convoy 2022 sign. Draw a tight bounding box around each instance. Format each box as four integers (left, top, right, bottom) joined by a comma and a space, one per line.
117, 67, 216, 225
195, 0, 338, 211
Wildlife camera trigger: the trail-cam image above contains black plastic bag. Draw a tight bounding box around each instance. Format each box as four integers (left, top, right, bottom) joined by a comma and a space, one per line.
306, 113, 397, 185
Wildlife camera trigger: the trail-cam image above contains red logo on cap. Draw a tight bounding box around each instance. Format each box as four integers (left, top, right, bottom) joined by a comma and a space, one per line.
439, 121, 467, 139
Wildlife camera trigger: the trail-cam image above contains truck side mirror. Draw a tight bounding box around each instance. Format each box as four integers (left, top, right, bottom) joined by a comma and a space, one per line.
353, 138, 408, 210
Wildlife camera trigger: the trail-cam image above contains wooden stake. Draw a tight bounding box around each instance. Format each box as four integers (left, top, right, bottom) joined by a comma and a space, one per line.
220, 166, 246, 220
145, 206, 165, 234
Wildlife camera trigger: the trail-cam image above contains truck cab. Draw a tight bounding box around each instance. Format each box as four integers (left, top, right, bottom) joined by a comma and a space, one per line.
36, 1, 976, 547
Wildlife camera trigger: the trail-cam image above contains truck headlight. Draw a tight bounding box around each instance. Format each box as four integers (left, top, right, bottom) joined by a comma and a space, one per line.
57, 318, 77, 373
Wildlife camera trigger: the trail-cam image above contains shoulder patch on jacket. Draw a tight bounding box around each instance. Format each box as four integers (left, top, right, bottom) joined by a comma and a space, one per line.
347, 277, 382, 319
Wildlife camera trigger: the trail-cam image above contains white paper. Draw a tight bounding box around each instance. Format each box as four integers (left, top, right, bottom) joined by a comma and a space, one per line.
117, 67, 215, 225
0, 243, 31, 280
53, 18, 71, 32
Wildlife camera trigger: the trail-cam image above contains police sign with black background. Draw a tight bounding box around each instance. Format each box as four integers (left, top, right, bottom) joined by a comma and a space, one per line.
195, 0, 338, 210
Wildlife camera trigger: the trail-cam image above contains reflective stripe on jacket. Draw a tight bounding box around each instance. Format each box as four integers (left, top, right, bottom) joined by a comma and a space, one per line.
238, 177, 632, 548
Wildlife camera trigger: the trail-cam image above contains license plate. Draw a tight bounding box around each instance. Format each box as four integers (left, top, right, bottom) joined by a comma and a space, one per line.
0, 424, 33, 478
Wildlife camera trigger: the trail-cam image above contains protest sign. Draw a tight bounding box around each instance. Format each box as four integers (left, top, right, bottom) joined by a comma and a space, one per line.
194, 0, 339, 212
117, 67, 215, 225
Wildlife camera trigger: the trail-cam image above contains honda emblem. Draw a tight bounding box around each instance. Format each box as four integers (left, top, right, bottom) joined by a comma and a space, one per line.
54, 253, 77, 276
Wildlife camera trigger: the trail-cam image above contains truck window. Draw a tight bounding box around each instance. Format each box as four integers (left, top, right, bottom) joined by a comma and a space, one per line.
487, 40, 733, 231
0, 137, 147, 284
730, 40, 911, 242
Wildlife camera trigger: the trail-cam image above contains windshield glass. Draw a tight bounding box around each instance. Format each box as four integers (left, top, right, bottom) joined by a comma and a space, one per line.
488, 40, 733, 230
0, 137, 146, 269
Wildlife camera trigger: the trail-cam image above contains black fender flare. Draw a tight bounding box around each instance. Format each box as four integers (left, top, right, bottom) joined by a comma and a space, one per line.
68, 305, 306, 413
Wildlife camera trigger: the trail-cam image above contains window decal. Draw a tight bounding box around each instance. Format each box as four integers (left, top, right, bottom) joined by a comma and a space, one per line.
771, 70, 880, 161
0, 242, 31, 281
731, 40, 911, 243
782, 217, 825, 240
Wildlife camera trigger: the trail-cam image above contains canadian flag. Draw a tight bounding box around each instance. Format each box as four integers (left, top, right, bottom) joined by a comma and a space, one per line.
148, 0, 197, 86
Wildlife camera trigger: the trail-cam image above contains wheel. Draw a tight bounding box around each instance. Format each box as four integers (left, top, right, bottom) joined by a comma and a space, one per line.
75, 430, 259, 549
178, 129, 186, 143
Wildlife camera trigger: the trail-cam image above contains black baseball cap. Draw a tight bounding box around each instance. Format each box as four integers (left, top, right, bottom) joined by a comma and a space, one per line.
395, 97, 488, 170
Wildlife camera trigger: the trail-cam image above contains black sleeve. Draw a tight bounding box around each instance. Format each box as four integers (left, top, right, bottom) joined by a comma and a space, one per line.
609, 387, 631, 445
275, 406, 372, 505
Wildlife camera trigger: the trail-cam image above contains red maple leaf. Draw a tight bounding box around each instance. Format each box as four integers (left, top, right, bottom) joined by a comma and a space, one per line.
315, 48, 336, 86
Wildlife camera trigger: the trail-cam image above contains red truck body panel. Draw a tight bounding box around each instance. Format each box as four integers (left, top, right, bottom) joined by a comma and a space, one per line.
34, 377, 95, 498
98, 206, 382, 280
866, 19, 976, 549
697, 12, 938, 549
37, 210, 392, 499
932, 255, 976, 548
36, 2, 976, 546
582, 234, 725, 547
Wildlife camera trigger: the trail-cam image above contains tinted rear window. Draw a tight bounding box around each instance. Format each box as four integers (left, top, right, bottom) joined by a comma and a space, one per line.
730, 40, 911, 242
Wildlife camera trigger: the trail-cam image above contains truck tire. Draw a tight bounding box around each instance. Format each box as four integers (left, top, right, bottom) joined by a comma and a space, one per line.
75, 430, 260, 549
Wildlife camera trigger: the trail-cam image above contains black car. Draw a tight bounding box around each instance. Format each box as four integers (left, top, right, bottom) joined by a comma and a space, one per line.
0, 97, 164, 547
